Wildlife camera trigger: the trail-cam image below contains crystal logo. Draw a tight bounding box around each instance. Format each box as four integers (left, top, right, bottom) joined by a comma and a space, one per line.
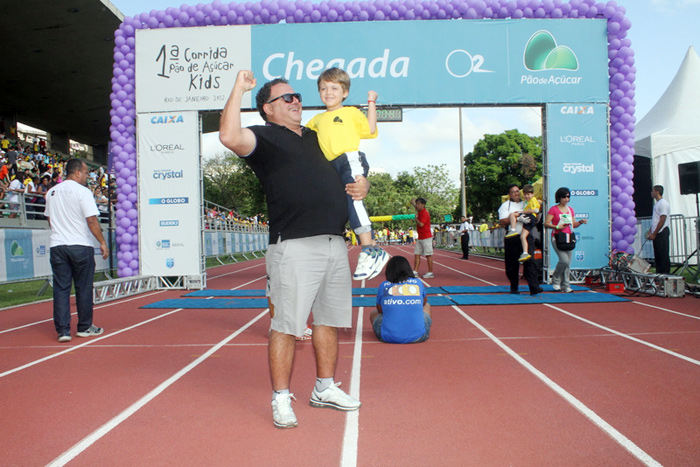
150, 115, 184, 124
563, 163, 594, 174
152, 169, 184, 180
524, 30, 579, 71
560, 106, 594, 115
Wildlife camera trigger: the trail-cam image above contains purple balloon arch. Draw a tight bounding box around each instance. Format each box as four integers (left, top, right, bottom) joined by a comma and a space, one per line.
110, 0, 636, 277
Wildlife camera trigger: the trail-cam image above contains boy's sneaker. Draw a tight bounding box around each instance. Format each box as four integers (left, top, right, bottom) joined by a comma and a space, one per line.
76, 325, 104, 338
518, 253, 531, 262
412, 270, 419, 277
57, 333, 71, 343
310, 382, 361, 411
505, 228, 519, 238
353, 250, 375, 280
422, 272, 434, 279
366, 248, 390, 281
353, 248, 390, 281
272, 393, 298, 428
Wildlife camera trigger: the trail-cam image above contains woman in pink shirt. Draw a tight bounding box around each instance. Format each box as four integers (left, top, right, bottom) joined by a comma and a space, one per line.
544, 187, 587, 293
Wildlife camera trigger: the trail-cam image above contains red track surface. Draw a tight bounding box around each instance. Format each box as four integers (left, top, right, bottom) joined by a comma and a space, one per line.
1, 245, 699, 466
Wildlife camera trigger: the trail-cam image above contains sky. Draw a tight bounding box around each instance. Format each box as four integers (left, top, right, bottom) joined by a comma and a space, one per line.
110, 0, 700, 186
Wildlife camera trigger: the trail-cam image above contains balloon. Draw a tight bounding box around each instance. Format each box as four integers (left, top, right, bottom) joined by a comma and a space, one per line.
127, 209, 138, 220
122, 267, 134, 277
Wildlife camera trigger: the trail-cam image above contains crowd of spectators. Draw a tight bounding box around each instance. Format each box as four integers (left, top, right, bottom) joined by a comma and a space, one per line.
0, 132, 114, 221
205, 207, 266, 229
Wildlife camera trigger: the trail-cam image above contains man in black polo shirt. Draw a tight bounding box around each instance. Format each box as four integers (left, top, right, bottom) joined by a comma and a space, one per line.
220, 70, 368, 429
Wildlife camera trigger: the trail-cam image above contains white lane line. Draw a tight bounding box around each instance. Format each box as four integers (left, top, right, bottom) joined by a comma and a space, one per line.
453, 305, 662, 467
0, 279, 268, 378
544, 303, 700, 367
0, 309, 184, 379
0, 290, 168, 335
341, 302, 365, 467
47, 309, 268, 467
631, 300, 700, 321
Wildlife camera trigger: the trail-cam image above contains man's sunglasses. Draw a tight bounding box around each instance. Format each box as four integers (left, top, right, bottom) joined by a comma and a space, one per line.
266, 93, 302, 104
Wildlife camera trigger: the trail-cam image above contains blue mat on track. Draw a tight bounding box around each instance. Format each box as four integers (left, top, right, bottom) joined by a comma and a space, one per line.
184, 287, 446, 298
142, 298, 270, 309
441, 285, 589, 294
143, 295, 457, 309
448, 292, 628, 306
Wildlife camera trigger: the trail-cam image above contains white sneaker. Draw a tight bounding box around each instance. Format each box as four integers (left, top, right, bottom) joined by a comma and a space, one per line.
366, 248, 391, 281
310, 382, 361, 411
412, 270, 419, 277
353, 250, 375, 280
272, 393, 298, 428
422, 272, 434, 279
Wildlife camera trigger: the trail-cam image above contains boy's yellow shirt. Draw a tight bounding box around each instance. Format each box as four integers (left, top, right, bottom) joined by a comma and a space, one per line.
306, 106, 378, 161
525, 197, 540, 213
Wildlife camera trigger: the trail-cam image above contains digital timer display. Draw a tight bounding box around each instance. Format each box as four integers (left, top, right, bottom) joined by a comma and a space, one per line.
360, 107, 403, 122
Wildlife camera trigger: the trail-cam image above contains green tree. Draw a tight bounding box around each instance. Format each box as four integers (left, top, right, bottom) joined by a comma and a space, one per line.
464, 129, 542, 221
407, 164, 460, 224
203, 153, 266, 218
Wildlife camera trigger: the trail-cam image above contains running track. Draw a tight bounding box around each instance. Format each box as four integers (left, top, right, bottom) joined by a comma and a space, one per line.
1, 245, 699, 466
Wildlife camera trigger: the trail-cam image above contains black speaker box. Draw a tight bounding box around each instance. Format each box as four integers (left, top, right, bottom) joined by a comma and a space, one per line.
678, 161, 700, 195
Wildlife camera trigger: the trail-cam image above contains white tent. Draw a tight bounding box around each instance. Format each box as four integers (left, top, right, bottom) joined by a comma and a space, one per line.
635, 46, 700, 220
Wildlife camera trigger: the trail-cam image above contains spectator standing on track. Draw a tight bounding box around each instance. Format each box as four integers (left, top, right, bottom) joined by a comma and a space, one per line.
498, 184, 543, 295
44, 159, 109, 343
459, 216, 472, 259
544, 187, 588, 293
411, 197, 434, 278
370, 256, 432, 343
647, 185, 671, 274
219, 70, 366, 429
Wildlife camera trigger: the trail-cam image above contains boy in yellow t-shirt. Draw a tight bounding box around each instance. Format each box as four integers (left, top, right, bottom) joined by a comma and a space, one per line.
504, 184, 540, 262
306, 67, 389, 281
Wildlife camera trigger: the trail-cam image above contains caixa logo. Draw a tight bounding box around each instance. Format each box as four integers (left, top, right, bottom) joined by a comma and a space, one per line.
151, 115, 184, 124
560, 106, 594, 115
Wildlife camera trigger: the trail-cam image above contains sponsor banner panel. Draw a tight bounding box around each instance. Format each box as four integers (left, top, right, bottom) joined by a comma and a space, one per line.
135, 26, 252, 112
202, 232, 268, 256
546, 103, 610, 271
138, 111, 203, 277
1, 230, 33, 282
135, 19, 607, 112
0, 230, 111, 283
253, 19, 608, 107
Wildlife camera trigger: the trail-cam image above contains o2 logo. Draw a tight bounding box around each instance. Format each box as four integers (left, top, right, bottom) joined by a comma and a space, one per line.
445, 50, 494, 78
